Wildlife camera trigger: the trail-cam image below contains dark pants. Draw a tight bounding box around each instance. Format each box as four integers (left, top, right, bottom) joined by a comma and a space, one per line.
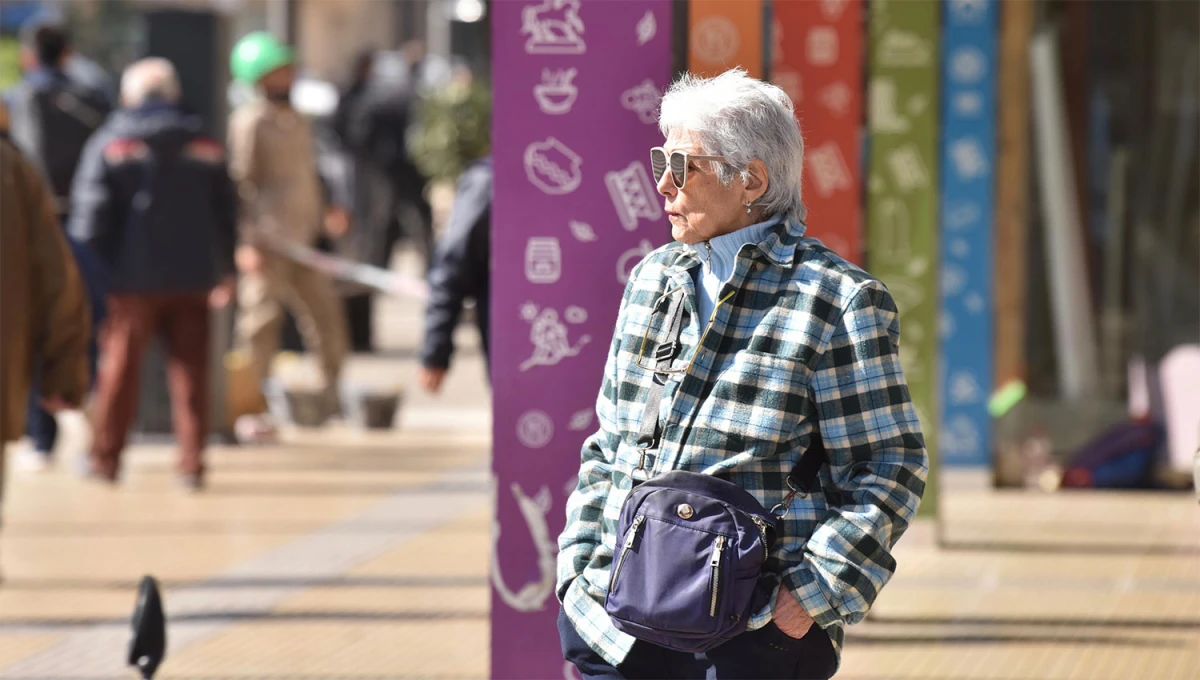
90, 293, 210, 478
559, 609, 838, 680
345, 294, 374, 353
357, 172, 434, 272
24, 339, 97, 453
25, 394, 58, 454
341, 169, 433, 354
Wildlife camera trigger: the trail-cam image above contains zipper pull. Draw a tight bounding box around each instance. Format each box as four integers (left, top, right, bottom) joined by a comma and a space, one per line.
703, 241, 713, 272
625, 516, 645, 549
750, 516, 770, 561
710, 535, 725, 566
751, 516, 768, 538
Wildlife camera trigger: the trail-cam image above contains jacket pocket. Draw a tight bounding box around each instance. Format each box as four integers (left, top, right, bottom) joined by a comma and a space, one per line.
702, 351, 810, 450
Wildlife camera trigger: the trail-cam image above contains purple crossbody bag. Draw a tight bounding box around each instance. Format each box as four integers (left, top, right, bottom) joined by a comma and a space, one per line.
604, 292, 825, 653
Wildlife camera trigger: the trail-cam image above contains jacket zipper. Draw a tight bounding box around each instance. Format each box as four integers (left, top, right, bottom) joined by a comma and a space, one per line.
750, 516, 770, 562
709, 535, 726, 616
610, 515, 645, 590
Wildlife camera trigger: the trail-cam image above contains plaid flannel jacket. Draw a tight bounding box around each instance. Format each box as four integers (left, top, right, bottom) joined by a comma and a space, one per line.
557, 218, 928, 668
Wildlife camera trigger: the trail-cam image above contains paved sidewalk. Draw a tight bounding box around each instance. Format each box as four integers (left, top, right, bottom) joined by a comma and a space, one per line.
0, 285, 494, 679
837, 471, 1200, 680
1, 286, 1197, 678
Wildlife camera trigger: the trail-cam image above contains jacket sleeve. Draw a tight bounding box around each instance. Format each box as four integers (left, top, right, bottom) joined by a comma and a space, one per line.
226, 109, 264, 244
332, 89, 372, 154
212, 154, 239, 278
556, 269, 638, 602
780, 280, 928, 629
66, 131, 117, 268
419, 165, 492, 370
22, 152, 91, 405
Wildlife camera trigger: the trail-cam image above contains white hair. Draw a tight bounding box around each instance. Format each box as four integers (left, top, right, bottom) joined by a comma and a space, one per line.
121, 58, 181, 107
658, 68, 805, 222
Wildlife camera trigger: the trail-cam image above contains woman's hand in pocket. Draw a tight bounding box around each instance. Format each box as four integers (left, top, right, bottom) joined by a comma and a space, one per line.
773, 585, 815, 639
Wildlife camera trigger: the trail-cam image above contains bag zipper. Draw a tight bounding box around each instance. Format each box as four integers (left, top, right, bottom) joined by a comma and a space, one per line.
750, 515, 770, 562
610, 515, 645, 590
709, 535, 726, 616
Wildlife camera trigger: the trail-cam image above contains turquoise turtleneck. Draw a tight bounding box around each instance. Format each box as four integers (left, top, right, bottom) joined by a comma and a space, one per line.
690, 215, 783, 325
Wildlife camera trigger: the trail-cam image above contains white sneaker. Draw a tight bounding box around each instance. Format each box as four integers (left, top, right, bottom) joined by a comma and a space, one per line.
234, 414, 279, 445
16, 446, 52, 473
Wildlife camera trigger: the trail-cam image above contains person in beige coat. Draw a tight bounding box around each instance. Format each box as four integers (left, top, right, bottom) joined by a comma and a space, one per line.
0, 133, 91, 507
227, 32, 349, 420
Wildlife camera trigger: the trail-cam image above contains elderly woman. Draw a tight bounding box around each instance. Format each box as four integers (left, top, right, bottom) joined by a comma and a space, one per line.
556, 70, 928, 679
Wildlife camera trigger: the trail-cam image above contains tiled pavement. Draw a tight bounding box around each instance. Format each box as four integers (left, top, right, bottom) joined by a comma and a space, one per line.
1, 291, 1197, 679
836, 475, 1200, 680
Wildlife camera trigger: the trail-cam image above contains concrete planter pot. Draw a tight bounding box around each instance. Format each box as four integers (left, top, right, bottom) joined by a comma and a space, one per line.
342, 386, 404, 431
262, 379, 332, 428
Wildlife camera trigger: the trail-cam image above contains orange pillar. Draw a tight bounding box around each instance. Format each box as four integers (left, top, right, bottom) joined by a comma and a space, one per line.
688, 0, 765, 78
771, 0, 864, 263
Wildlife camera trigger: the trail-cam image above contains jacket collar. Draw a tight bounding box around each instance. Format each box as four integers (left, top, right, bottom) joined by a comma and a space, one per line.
668, 213, 808, 271
127, 99, 178, 117
756, 215, 807, 268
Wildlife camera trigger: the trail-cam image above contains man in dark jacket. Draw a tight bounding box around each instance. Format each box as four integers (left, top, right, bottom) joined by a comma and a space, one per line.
333, 47, 434, 352
6, 18, 110, 470
69, 58, 236, 489
7, 18, 111, 217
417, 157, 491, 393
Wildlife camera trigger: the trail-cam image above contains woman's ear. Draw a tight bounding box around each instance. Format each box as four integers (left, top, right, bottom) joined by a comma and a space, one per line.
744, 159, 769, 204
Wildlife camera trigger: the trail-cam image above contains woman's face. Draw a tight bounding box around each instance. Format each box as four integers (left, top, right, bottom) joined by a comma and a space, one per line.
657, 129, 751, 245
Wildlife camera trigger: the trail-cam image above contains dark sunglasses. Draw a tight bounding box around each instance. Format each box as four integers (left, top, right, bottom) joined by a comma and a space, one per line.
650, 147, 729, 189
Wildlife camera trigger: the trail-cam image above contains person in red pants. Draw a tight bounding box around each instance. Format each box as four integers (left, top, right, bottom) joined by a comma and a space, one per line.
68, 58, 236, 490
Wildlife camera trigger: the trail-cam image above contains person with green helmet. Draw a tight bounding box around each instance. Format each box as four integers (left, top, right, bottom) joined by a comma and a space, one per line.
229, 31, 295, 88
226, 32, 349, 425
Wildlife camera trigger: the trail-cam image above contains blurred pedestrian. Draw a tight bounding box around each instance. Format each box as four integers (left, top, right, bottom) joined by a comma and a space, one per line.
1, 135, 91, 510
333, 44, 434, 352
69, 58, 236, 490
5, 17, 111, 470
417, 156, 491, 394
228, 32, 349, 419
6, 17, 111, 218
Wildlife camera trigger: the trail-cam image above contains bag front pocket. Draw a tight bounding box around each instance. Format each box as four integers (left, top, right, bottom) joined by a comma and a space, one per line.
610, 515, 645, 590
607, 516, 734, 635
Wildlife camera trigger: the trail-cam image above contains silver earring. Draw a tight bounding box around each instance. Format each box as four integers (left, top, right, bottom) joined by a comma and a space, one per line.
745, 202, 752, 215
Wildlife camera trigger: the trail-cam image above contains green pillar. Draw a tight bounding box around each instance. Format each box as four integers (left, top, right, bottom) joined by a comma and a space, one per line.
866, 0, 940, 516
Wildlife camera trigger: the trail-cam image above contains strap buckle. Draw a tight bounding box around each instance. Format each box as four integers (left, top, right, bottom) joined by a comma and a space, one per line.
770, 477, 807, 519
653, 341, 679, 364
632, 448, 654, 483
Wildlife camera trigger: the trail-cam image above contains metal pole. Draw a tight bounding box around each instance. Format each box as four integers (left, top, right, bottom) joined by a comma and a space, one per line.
266, 0, 294, 43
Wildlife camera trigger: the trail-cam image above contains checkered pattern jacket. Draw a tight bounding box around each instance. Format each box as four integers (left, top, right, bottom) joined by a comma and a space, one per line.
557, 218, 928, 668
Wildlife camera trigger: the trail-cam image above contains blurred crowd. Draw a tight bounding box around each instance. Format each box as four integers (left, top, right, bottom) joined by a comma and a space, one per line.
0, 17, 492, 500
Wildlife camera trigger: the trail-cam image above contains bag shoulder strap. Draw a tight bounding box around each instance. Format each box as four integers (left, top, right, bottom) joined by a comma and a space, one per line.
633, 290, 827, 491
788, 432, 826, 495
635, 291, 686, 451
